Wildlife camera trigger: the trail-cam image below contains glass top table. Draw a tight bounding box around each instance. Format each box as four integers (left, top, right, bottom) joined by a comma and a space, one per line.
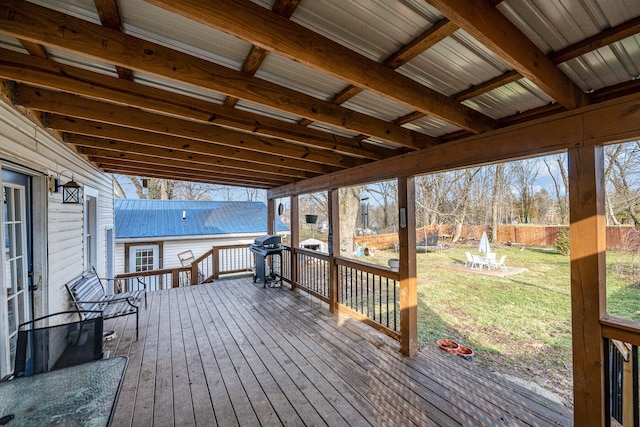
0, 356, 128, 426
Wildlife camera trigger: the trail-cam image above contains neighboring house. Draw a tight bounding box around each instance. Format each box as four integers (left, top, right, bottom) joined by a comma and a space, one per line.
0, 97, 114, 378
299, 238, 328, 253
114, 199, 289, 281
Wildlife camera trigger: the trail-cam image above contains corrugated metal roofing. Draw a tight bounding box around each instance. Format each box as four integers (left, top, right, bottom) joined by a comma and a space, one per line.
4, 0, 639, 188
255, 53, 347, 100
292, 0, 441, 61
115, 199, 288, 239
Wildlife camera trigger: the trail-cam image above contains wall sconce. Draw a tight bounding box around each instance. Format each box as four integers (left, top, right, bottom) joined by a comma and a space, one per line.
51, 171, 83, 204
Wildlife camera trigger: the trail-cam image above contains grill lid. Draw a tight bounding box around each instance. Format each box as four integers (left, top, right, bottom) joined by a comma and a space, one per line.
254, 234, 281, 247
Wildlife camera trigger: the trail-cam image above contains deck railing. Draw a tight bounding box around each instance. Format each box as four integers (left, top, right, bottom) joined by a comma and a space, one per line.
605, 337, 639, 426
115, 243, 256, 290
113, 268, 190, 292
280, 245, 293, 285
115, 243, 399, 340
294, 247, 330, 302
335, 257, 400, 340
193, 244, 254, 283
280, 246, 399, 340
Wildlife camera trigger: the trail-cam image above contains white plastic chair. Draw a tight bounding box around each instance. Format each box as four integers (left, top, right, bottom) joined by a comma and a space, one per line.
494, 255, 507, 271
485, 252, 496, 268
471, 254, 487, 270
464, 252, 473, 267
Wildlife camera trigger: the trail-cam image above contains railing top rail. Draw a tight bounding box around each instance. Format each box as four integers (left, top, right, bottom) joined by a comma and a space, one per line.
294, 247, 330, 261
116, 267, 189, 279
215, 244, 251, 250
335, 256, 399, 280
193, 248, 214, 264
602, 315, 640, 347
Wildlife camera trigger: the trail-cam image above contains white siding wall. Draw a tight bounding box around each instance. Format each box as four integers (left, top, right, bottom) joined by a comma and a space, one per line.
0, 101, 114, 318
115, 234, 262, 274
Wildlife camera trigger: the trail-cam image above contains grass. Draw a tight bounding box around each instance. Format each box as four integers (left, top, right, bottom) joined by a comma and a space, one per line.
364, 243, 640, 406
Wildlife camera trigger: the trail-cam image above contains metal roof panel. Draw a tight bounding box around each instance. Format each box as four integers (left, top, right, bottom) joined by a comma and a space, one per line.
115, 199, 288, 239
254, 53, 348, 100
342, 91, 415, 122
292, 0, 441, 62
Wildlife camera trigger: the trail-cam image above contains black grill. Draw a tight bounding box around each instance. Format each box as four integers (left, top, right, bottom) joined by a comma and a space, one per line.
250, 235, 283, 288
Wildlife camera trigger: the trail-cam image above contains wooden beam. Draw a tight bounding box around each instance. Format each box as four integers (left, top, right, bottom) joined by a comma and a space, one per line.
86, 152, 291, 185
269, 90, 640, 198
45, 114, 342, 175
224, 0, 301, 107
98, 164, 283, 187
18, 40, 48, 58
568, 145, 606, 426
427, 0, 590, 109
0, 1, 430, 149
0, 49, 390, 160
454, 70, 523, 102
145, 0, 498, 134
398, 176, 417, 357
66, 134, 319, 179
16, 85, 363, 169
93, 0, 134, 81
327, 19, 459, 107
550, 16, 640, 64
99, 164, 275, 187
383, 19, 458, 69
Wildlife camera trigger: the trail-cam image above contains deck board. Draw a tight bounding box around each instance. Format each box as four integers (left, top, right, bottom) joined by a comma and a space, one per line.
106, 278, 573, 427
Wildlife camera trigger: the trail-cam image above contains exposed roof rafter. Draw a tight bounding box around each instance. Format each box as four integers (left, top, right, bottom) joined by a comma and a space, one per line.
0, 0, 431, 149
427, 0, 590, 109
145, 0, 498, 134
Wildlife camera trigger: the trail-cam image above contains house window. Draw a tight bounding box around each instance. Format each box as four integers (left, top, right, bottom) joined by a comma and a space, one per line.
128, 244, 159, 291
84, 190, 97, 271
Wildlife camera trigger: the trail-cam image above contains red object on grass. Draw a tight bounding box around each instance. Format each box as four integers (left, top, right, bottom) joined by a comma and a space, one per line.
436, 339, 459, 354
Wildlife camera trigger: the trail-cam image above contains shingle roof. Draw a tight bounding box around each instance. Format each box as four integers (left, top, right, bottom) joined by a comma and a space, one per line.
115, 199, 288, 239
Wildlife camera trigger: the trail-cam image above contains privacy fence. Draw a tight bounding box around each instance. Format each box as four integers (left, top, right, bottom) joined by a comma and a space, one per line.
352, 225, 640, 251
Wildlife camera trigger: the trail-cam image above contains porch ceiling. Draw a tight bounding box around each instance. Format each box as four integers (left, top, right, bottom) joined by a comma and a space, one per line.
0, 0, 639, 189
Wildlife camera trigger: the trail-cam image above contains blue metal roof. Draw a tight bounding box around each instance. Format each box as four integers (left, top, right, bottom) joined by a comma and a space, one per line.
115, 199, 288, 239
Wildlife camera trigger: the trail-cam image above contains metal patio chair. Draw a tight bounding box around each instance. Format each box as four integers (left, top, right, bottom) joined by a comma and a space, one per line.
12, 311, 104, 378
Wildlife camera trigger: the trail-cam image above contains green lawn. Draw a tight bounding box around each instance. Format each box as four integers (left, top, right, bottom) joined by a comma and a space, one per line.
364, 244, 640, 406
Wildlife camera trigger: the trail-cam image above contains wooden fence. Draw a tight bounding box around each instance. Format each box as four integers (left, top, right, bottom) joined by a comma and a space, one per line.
352, 225, 640, 251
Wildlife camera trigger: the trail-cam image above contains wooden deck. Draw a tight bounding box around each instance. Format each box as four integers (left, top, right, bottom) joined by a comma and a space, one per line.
104, 278, 573, 426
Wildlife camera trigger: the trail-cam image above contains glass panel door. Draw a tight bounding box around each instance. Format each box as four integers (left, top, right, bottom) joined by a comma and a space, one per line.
1, 179, 30, 377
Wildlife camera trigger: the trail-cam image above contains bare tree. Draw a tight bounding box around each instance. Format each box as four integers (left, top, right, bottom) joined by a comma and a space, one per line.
339, 187, 361, 256
510, 159, 539, 223
173, 181, 218, 200
113, 176, 126, 198
450, 168, 481, 242
364, 180, 397, 231
606, 142, 640, 225
490, 163, 504, 241
244, 187, 265, 202
543, 154, 569, 223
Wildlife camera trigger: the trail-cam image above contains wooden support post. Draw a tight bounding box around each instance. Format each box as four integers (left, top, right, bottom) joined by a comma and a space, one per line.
398, 176, 417, 357
569, 145, 606, 427
190, 262, 199, 286
328, 189, 339, 313
172, 269, 180, 288
291, 195, 299, 291
267, 198, 275, 235
267, 198, 275, 278
212, 247, 220, 280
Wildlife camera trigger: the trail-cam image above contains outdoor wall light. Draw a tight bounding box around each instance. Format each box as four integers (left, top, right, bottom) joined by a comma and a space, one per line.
51, 171, 83, 204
